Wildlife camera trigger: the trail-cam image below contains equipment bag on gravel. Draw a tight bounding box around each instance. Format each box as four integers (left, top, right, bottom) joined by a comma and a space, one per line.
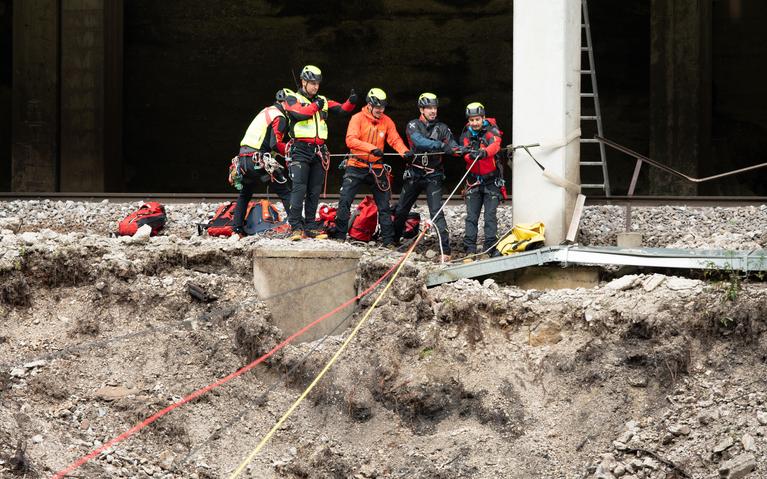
317, 204, 338, 231
348, 195, 380, 242
118, 202, 167, 236
496, 222, 545, 255
201, 200, 288, 237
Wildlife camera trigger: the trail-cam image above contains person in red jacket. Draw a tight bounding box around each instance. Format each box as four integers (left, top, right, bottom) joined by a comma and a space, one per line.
459, 102, 504, 257
330, 88, 412, 246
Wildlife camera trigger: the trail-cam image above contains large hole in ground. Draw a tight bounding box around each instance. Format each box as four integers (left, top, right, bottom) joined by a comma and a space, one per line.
1, 201, 767, 478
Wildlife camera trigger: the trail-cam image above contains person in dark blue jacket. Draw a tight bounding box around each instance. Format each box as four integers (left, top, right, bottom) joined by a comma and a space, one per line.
393, 93, 462, 261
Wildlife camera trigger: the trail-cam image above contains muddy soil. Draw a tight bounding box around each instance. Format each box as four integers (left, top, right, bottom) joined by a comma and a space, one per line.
1, 202, 767, 478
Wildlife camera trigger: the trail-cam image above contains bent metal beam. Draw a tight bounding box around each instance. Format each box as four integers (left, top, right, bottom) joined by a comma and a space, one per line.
425, 246, 767, 287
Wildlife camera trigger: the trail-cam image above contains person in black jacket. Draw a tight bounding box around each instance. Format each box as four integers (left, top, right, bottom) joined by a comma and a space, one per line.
393, 92, 462, 261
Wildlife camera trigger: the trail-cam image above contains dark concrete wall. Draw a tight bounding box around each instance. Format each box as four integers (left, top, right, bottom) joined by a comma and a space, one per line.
707, 0, 767, 195
11, 0, 59, 192
60, 0, 106, 191
0, 0, 11, 191
123, 0, 513, 193
4, 0, 767, 195
584, 0, 650, 194
649, 0, 711, 196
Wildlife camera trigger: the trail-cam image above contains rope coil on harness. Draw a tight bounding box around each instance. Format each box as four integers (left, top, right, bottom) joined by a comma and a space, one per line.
317, 144, 331, 198
370, 163, 392, 192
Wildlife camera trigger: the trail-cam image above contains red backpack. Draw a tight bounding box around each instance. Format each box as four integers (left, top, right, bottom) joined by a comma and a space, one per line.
118, 202, 166, 236
317, 204, 337, 231
349, 196, 380, 242
201, 200, 287, 237
400, 211, 421, 239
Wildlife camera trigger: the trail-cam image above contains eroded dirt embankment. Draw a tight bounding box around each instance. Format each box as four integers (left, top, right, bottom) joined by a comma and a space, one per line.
2, 205, 767, 478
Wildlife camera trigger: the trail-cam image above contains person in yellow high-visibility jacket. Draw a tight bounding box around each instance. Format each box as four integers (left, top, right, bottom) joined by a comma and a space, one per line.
283, 65, 357, 240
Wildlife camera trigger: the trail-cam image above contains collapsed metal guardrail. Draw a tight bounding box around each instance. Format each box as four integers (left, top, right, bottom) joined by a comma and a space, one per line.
426, 245, 767, 287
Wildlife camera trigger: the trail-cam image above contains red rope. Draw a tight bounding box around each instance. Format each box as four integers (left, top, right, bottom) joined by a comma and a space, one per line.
51, 255, 408, 479
320, 147, 331, 199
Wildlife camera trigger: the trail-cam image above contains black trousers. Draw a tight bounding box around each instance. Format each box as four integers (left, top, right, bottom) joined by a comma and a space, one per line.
393, 168, 450, 254
464, 181, 501, 253
335, 166, 394, 244
232, 150, 291, 234
287, 141, 326, 231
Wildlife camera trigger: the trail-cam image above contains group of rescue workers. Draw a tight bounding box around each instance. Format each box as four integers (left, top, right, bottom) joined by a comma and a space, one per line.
233, 64, 506, 262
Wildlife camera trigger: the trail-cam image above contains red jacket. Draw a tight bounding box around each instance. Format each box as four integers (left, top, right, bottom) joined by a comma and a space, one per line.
345, 107, 408, 169
459, 118, 503, 176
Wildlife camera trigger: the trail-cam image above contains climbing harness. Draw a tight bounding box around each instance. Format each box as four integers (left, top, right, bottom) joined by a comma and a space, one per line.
230, 151, 287, 187
370, 163, 392, 192
317, 144, 331, 198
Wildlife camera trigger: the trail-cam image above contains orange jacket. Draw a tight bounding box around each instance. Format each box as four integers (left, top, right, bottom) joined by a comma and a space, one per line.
345, 107, 409, 169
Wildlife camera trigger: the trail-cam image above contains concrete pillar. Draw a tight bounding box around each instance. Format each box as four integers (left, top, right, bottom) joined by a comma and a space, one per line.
649, 0, 711, 195
11, 0, 59, 191
512, 0, 581, 245
252, 249, 362, 343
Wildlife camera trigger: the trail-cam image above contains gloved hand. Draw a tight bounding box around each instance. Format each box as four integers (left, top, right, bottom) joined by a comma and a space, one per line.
403, 150, 415, 160
348, 89, 358, 104
443, 143, 456, 155
370, 148, 384, 158
313, 97, 325, 110
473, 148, 487, 159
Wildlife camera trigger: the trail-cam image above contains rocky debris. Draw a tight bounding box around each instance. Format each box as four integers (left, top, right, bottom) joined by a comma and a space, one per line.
0, 216, 22, 233
94, 386, 138, 401
1, 200, 767, 478
607, 274, 641, 291
131, 224, 153, 242
719, 453, 756, 479
642, 273, 666, 292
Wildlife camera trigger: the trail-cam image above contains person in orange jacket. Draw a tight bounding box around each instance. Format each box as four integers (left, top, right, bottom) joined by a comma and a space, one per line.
329, 88, 413, 246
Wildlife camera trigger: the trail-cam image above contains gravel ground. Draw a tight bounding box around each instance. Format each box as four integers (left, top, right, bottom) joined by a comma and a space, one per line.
1, 200, 767, 478
1, 199, 766, 252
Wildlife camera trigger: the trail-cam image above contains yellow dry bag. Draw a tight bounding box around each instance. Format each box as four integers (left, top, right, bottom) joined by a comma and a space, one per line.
497, 222, 545, 255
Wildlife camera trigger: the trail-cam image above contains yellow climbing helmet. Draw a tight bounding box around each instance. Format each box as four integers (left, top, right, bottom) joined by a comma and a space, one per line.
300, 65, 322, 83
275, 88, 295, 102
366, 88, 387, 107
465, 102, 486, 118
417, 92, 439, 108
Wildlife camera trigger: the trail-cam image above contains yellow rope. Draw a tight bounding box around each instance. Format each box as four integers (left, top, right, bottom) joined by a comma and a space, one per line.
228, 231, 424, 478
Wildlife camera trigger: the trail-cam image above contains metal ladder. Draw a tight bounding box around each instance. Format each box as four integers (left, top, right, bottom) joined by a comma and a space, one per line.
580, 0, 611, 196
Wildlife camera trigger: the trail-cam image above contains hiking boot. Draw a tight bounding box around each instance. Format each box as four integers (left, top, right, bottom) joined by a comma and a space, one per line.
232, 228, 246, 240
305, 229, 328, 240
289, 229, 303, 241
439, 254, 452, 263
383, 242, 397, 251
327, 227, 347, 241
462, 256, 475, 264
